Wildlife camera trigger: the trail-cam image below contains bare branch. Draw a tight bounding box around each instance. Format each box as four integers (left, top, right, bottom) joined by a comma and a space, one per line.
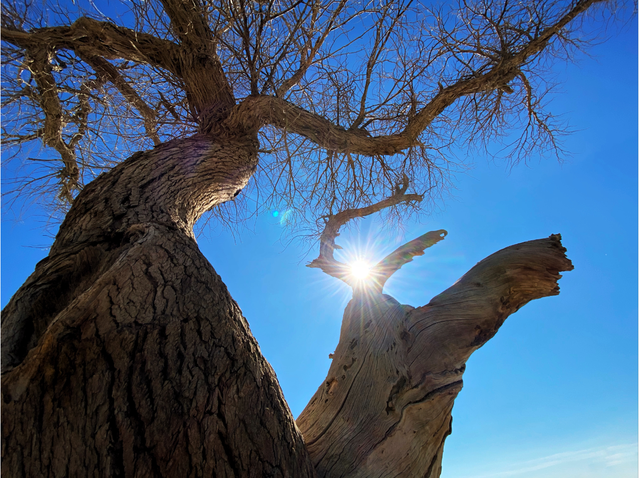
307, 174, 422, 285
25, 47, 80, 203
276, 0, 349, 97
350, 1, 413, 130
370, 229, 447, 291
402, 0, 608, 143
1, 0, 616, 230
2, 14, 235, 132
230, 0, 607, 157
80, 55, 161, 145
2, 18, 183, 75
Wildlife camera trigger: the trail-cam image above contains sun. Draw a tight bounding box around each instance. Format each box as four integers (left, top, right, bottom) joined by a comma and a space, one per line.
350, 260, 371, 280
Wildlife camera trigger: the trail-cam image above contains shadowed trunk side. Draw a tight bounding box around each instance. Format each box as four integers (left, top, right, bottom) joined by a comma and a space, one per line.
1, 136, 316, 478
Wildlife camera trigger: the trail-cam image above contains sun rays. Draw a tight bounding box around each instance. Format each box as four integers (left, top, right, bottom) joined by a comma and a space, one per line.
349, 260, 372, 281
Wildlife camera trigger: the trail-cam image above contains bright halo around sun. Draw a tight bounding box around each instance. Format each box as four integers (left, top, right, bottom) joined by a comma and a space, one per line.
350, 260, 371, 280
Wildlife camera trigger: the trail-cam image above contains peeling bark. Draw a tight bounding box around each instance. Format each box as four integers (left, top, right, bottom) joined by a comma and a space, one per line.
298, 235, 573, 478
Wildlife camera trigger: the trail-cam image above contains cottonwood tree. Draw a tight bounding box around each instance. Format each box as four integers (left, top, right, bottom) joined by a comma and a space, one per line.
0, 0, 613, 476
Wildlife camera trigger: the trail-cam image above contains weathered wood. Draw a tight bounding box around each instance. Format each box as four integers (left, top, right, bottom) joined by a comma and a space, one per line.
371, 229, 447, 292
297, 234, 573, 478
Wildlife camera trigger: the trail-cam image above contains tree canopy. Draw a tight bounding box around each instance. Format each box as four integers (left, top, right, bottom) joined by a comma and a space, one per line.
2, 0, 612, 232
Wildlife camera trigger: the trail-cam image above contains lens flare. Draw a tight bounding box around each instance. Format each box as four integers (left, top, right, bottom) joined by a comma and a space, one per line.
350, 260, 371, 280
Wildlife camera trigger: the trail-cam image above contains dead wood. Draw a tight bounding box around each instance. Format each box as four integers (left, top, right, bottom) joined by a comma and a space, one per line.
298, 234, 573, 478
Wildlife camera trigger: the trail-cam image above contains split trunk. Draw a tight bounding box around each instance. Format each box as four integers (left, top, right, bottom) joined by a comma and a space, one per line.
1, 136, 573, 477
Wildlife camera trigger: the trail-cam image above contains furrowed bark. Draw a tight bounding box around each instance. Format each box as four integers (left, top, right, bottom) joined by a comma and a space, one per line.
297, 234, 573, 478
2, 134, 259, 372
1, 135, 316, 478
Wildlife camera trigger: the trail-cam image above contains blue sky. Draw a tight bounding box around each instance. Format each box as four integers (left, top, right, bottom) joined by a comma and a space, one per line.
2, 5, 637, 478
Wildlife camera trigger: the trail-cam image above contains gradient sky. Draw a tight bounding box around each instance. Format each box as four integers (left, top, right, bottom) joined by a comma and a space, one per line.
1, 4, 637, 478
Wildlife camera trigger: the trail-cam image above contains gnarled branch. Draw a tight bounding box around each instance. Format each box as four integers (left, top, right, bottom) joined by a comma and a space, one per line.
307, 174, 424, 287
25, 46, 80, 203
2, 18, 183, 75
2, 14, 235, 132
230, 0, 606, 154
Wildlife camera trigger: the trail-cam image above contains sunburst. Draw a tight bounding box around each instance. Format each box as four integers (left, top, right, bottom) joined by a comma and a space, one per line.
349, 260, 372, 280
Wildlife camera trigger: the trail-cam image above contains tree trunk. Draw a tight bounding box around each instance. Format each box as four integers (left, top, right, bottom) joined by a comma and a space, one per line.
1, 136, 316, 477
298, 235, 573, 478
1, 135, 573, 478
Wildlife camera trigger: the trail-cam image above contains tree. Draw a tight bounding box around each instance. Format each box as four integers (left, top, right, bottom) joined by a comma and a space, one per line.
0, 0, 615, 476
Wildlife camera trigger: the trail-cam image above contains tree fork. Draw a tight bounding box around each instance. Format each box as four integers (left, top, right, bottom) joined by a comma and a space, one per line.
1, 128, 574, 478
298, 234, 573, 478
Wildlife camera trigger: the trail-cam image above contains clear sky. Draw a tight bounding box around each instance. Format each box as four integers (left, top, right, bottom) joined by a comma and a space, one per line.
1, 4, 637, 478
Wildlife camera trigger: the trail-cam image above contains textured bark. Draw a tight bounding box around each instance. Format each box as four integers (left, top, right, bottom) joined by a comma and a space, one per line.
0, 131, 574, 478
297, 235, 573, 478
1, 136, 315, 478
1, 133, 574, 478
